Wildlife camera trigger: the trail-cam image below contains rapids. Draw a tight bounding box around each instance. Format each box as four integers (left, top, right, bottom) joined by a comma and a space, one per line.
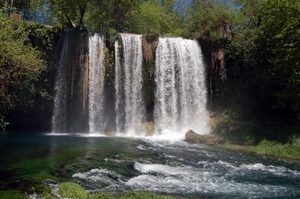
1, 132, 299, 199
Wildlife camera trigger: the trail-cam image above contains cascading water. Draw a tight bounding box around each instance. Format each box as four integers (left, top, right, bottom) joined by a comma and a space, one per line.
115, 34, 145, 135
52, 32, 70, 133
52, 29, 89, 133
154, 37, 210, 136
88, 33, 106, 133
114, 40, 124, 133
53, 32, 209, 136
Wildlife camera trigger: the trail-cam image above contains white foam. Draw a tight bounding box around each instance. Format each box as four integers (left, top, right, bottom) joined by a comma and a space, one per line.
73, 168, 121, 184
239, 163, 300, 176
125, 161, 298, 197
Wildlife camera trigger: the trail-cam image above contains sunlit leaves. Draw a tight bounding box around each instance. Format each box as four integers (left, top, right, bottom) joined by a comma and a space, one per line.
0, 16, 45, 118
185, 0, 240, 39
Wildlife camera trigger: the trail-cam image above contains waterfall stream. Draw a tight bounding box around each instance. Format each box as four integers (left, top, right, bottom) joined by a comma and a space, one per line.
52, 32, 70, 133
88, 33, 105, 133
117, 34, 145, 135
154, 37, 210, 136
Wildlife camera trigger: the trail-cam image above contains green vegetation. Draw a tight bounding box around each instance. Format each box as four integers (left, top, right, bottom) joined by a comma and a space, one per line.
57, 182, 188, 199
58, 182, 88, 199
0, 14, 45, 125
211, 106, 300, 160
222, 135, 300, 160
0, 190, 28, 199
246, 136, 300, 160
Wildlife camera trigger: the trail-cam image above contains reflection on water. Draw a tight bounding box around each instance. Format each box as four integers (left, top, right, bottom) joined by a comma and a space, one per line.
1, 132, 300, 198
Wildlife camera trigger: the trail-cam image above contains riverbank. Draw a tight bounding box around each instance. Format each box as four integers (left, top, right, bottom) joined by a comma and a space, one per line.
221, 137, 300, 161
196, 110, 300, 161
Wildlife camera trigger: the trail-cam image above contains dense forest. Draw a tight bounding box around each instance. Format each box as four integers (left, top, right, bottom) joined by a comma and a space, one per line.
0, 0, 299, 142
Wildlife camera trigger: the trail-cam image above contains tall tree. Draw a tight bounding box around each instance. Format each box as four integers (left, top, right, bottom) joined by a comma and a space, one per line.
185, 0, 240, 39
132, 1, 171, 34
46, 0, 92, 27
262, 0, 300, 116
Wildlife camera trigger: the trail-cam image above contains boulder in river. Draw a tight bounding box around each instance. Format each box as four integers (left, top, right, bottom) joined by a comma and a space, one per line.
185, 130, 225, 145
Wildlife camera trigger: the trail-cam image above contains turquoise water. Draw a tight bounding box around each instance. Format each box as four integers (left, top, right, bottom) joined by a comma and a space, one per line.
1, 132, 300, 198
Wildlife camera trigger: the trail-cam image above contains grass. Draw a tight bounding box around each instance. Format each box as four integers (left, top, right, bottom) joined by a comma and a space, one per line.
245, 135, 300, 159
222, 137, 300, 160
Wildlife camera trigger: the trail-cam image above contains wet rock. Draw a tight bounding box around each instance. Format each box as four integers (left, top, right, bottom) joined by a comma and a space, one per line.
185, 130, 225, 145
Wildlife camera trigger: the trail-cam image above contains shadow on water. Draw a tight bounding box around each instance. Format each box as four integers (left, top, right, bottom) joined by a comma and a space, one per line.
1, 132, 300, 198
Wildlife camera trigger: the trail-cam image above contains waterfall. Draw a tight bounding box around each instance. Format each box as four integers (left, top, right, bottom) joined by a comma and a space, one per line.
154, 37, 210, 135
52, 32, 209, 136
88, 33, 106, 133
115, 34, 145, 135
52, 29, 89, 133
52, 32, 70, 133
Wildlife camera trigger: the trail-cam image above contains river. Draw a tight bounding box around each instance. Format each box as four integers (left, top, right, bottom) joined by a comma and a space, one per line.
1, 132, 299, 199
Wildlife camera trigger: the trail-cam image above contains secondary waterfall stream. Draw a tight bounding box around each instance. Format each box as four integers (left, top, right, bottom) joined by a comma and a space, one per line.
154, 37, 210, 136
115, 34, 145, 135
88, 33, 105, 133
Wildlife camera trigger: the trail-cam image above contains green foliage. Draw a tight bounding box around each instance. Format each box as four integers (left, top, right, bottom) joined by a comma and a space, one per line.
0, 15, 46, 121
246, 135, 300, 160
185, 0, 240, 39
133, 2, 171, 34
132, 1, 186, 36
84, 0, 141, 32
107, 28, 122, 47
262, 0, 300, 114
58, 182, 88, 199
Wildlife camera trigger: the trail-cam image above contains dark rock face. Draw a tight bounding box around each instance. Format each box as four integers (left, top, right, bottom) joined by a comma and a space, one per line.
185, 129, 225, 145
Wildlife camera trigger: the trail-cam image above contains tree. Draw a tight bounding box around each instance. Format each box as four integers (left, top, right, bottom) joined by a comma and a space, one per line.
132, 1, 171, 34
84, 0, 140, 32
262, 0, 300, 116
185, 0, 240, 39
0, 15, 45, 125
45, 0, 92, 27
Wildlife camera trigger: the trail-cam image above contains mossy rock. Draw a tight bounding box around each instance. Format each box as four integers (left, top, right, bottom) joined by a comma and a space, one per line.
58, 182, 88, 199
0, 190, 28, 199
185, 130, 225, 145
